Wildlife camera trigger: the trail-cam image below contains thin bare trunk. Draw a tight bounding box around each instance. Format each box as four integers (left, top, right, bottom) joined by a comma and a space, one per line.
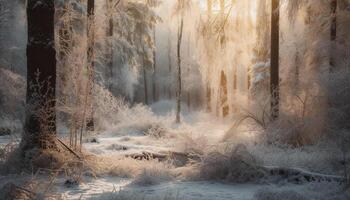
143, 67, 149, 105
176, 17, 184, 123
152, 28, 157, 102
142, 45, 149, 105
168, 29, 172, 99
107, 0, 114, 90
220, 71, 229, 117
80, 0, 95, 150
206, 84, 211, 112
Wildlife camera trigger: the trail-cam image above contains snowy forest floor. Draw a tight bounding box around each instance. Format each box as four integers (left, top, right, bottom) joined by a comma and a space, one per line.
0, 100, 349, 199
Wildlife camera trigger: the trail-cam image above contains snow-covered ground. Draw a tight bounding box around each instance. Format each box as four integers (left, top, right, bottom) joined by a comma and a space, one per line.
87, 181, 263, 200
84, 110, 230, 157
0, 101, 348, 199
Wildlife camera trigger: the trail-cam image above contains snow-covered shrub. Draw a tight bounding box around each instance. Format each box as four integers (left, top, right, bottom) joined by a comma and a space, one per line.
92, 85, 129, 130
22, 71, 57, 149
87, 155, 175, 182
324, 68, 350, 131
88, 156, 139, 178
225, 77, 325, 147
0, 68, 25, 121
91, 85, 175, 138
0, 142, 17, 164
322, 68, 350, 181
132, 160, 174, 185
249, 144, 339, 174
144, 123, 167, 138
0, 117, 22, 136
106, 144, 128, 151
198, 144, 265, 183
176, 133, 208, 156
112, 104, 163, 135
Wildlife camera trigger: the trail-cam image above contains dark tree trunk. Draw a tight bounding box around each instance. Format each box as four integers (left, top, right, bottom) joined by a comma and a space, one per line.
106, 0, 114, 90
176, 17, 184, 123
270, 0, 279, 120
86, 0, 95, 131
330, 0, 337, 71
22, 0, 57, 150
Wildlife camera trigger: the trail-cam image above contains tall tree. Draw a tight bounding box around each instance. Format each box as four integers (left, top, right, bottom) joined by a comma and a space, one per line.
176, 13, 184, 123
142, 43, 149, 105
270, 0, 279, 120
146, 0, 160, 104
152, 27, 157, 102
252, 0, 270, 95
22, 0, 57, 150
219, 0, 226, 46
206, 0, 212, 112
106, 0, 114, 90
220, 71, 229, 117
174, 0, 189, 123
81, 0, 95, 143
330, 0, 337, 71
167, 28, 172, 99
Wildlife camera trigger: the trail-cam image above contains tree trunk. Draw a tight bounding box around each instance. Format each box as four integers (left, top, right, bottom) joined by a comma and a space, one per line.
206, 84, 212, 112
22, 0, 57, 150
206, 0, 213, 112
140, 27, 149, 105
143, 51, 149, 105
330, 0, 337, 71
58, 2, 72, 61
219, 0, 225, 46
57, 1, 75, 147
106, 0, 114, 90
168, 28, 172, 99
220, 71, 229, 117
81, 0, 95, 142
294, 51, 300, 93
87, 0, 95, 131
270, 0, 279, 120
176, 17, 184, 123
152, 27, 157, 103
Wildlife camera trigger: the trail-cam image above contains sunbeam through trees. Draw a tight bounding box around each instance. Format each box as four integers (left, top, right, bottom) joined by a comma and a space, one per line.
0, 0, 350, 199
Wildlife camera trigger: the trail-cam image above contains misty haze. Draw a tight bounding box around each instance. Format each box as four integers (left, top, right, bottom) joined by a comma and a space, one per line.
0, 0, 350, 199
